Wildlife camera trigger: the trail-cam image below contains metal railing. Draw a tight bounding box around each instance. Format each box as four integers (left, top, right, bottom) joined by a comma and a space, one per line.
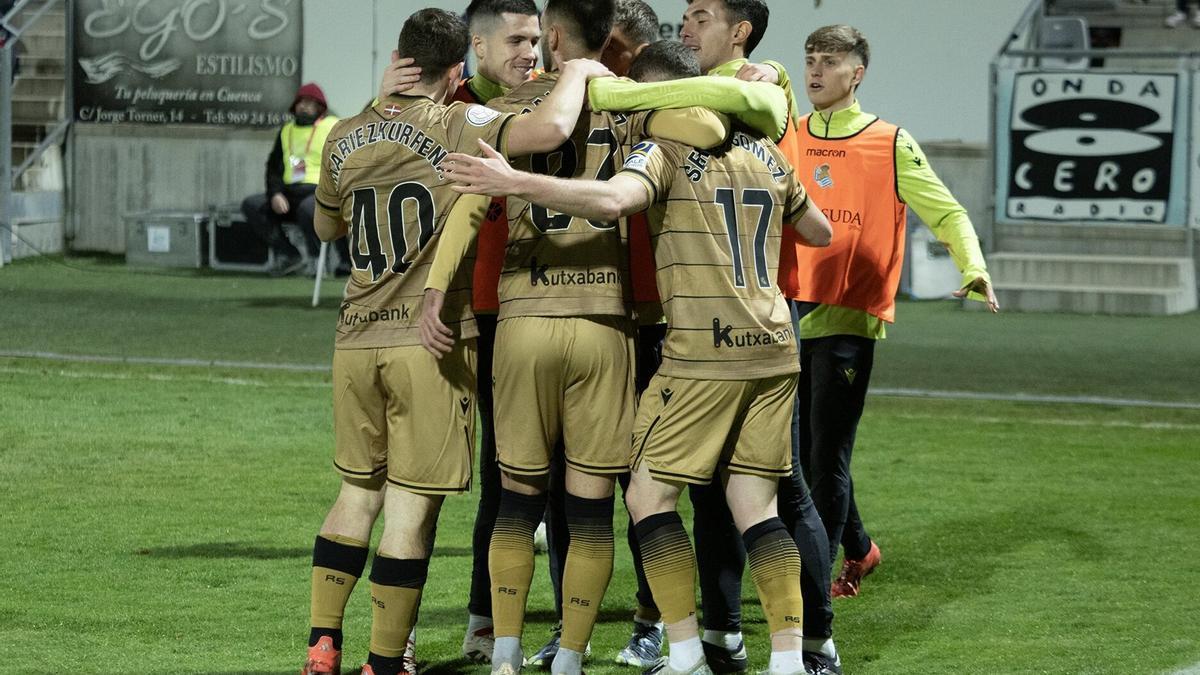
1, 0, 69, 267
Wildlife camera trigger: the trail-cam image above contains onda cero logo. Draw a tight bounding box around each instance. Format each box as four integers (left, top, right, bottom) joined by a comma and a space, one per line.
1006, 72, 1177, 223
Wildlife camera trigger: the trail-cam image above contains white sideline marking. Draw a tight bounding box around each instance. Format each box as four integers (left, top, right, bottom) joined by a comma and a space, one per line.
890, 410, 1200, 433
1172, 662, 1200, 675
873, 387, 1200, 411
0, 365, 327, 389
0, 349, 328, 372
3, 350, 1199, 411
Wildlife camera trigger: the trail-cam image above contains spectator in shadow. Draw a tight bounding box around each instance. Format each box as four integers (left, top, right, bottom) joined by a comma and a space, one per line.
241, 82, 346, 276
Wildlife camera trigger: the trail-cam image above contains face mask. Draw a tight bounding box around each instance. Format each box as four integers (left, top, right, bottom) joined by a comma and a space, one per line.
293, 111, 319, 126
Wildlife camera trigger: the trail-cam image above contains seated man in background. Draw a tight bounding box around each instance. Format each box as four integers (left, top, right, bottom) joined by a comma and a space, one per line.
241, 82, 347, 276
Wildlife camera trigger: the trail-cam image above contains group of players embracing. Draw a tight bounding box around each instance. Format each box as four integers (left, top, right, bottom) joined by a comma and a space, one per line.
299, 1, 998, 675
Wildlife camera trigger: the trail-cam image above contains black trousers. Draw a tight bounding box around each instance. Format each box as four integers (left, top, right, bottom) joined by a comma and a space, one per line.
544, 323, 666, 620
241, 184, 318, 258
797, 331, 876, 562
468, 314, 502, 617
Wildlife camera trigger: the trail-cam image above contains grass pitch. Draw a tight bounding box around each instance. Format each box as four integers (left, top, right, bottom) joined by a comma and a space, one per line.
1, 256, 1198, 674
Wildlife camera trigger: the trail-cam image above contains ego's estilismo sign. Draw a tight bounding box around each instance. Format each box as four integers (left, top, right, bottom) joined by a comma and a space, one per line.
1006, 72, 1177, 223
73, 0, 302, 127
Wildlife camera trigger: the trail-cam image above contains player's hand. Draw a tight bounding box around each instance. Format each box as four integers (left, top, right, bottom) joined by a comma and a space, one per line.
379, 54, 422, 100
419, 288, 455, 358
443, 140, 519, 197
563, 58, 615, 82
734, 62, 780, 84
954, 276, 1000, 313
270, 193, 289, 215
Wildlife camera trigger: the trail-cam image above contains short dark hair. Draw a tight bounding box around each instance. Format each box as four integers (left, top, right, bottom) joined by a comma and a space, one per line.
544, 0, 616, 52
614, 0, 659, 47
805, 25, 870, 69
398, 9, 470, 84
628, 40, 700, 82
464, 0, 539, 33
687, 0, 769, 57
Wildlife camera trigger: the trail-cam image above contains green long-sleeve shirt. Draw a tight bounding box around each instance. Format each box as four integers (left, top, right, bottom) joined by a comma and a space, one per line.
708, 59, 991, 340
800, 100, 991, 340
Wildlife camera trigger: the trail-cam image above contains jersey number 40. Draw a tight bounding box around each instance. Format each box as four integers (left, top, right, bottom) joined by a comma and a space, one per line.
349, 184, 436, 282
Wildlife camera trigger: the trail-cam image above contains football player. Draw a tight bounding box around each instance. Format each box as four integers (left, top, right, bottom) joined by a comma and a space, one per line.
300, 9, 610, 675
440, 39, 832, 675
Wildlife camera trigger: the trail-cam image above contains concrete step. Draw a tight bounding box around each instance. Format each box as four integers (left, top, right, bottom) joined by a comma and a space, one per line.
994, 222, 1190, 258
11, 217, 64, 259
19, 32, 65, 57
12, 54, 66, 77
1116, 26, 1200, 49
994, 282, 1198, 315
9, 94, 65, 124
13, 73, 64, 97
1052, 0, 1188, 25
990, 252, 1195, 289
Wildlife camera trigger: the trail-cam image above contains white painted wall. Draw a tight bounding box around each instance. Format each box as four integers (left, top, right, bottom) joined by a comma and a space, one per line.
300, 0, 1033, 144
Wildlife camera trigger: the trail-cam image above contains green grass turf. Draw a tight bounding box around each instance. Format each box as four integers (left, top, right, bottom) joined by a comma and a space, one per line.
2, 256, 1199, 673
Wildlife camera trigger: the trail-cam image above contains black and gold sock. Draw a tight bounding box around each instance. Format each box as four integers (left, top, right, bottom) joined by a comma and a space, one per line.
560, 493, 615, 652
368, 555, 427, 668
310, 534, 369, 649
743, 517, 804, 635
634, 511, 697, 625
489, 488, 547, 639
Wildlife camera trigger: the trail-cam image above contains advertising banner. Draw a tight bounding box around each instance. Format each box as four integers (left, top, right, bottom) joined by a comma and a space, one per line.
1004, 71, 1178, 223
73, 0, 302, 126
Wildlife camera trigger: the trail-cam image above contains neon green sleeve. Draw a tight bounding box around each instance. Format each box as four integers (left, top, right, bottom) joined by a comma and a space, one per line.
763, 60, 803, 128
589, 76, 787, 140
895, 129, 992, 302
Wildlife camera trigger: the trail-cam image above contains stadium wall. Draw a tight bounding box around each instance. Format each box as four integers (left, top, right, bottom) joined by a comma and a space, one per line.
69, 1, 1024, 254
304, 0, 1032, 145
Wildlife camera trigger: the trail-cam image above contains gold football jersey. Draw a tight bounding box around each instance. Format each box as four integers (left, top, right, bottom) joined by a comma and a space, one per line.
316, 95, 513, 349
620, 130, 810, 380
488, 73, 652, 320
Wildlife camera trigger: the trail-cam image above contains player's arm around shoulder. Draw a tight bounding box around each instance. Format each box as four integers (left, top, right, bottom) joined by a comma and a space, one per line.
443, 140, 652, 223
894, 128, 999, 312
643, 107, 731, 150
504, 59, 614, 156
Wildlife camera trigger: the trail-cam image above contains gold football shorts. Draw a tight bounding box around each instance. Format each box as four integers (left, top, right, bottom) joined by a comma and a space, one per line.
493, 315, 635, 476
632, 373, 797, 484
332, 340, 477, 494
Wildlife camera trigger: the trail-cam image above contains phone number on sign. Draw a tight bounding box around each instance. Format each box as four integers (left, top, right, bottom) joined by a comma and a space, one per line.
202, 109, 288, 125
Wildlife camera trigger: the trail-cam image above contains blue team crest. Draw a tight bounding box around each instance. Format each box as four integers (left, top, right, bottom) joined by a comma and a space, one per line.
624, 141, 657, 171
814, 163, 834, 189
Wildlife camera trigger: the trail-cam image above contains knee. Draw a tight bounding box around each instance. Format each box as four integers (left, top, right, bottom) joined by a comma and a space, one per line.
626, 478, 676, 524
501, 470, 548, 496
297, 196, 316, 225
334, 476, 386, 520
241, 194, 264, 219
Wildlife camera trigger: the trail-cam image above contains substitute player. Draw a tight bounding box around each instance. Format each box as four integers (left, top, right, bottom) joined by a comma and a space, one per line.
301, 9, 610, 675
440, 40, 833, 675
783, 25, 998, 600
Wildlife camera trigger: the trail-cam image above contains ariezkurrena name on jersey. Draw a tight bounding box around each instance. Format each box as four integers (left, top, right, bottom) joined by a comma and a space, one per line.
326, 121, 448, 190
712, 318, 795, 349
